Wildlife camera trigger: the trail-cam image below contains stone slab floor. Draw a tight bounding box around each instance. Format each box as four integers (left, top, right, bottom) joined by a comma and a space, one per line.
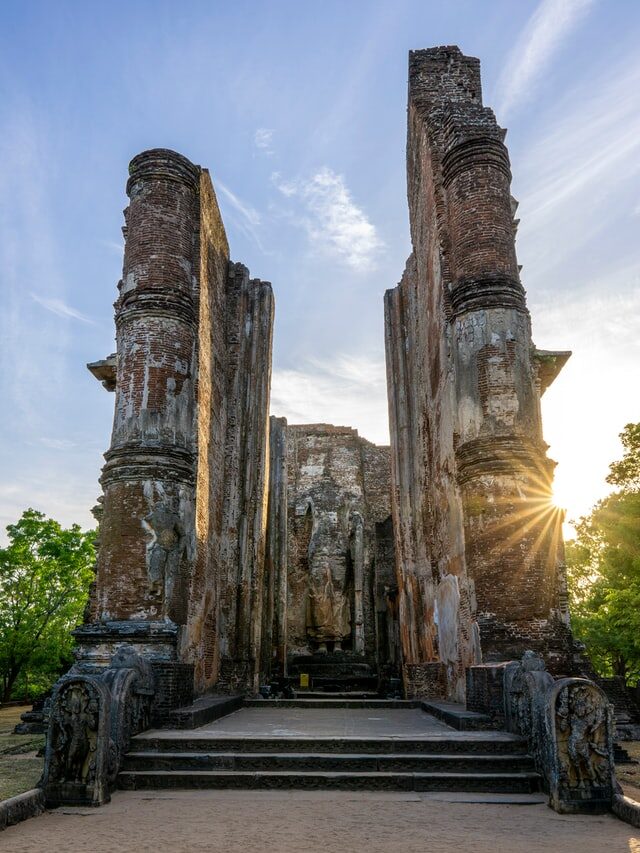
137, 706, 464, 740
2, 789, 639, 852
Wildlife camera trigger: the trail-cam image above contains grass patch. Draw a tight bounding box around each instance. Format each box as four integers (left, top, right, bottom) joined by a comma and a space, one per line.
0, 705, 45, 800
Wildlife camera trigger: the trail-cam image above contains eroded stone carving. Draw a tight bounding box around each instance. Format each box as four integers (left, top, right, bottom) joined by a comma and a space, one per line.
52, 682, 100, 783
41, 647, 155, 807
306, 507, 355, 652
143, 501, 184, 598
549, 679, 614, 812
41, 677, 111, 807
503, 653, 614, 814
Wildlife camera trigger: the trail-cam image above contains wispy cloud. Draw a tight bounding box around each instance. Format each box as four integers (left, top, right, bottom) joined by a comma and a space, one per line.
495, 0, 595, 120
38, 437, 77, 450
215, 178, 265, 249
515, 55, 640, 282
31, 292, 94, 324
254, 127, 274, 154
100, 238, 124, 256
0, 107, 72, 434
216, 180, 261, 226
272, 168, 383, 272
271, 353, 389, 445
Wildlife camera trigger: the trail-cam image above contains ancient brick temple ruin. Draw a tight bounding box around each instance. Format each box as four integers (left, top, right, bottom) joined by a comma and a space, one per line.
80, 47, 573, 707
40, 46, 623, 818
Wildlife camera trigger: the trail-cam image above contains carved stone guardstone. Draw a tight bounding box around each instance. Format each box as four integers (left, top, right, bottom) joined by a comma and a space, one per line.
547, 679, 615, 814
501, 652, 615, 814
41, 646, 155, 807
41, 677, 112, 807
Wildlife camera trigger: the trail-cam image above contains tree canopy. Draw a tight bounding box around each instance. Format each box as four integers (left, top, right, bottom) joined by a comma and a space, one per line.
566, 423, 640, 685
0, 509, 95, 702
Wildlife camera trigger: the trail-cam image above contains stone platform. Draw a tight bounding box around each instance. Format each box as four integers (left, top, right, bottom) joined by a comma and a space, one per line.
118, 704, 540, 793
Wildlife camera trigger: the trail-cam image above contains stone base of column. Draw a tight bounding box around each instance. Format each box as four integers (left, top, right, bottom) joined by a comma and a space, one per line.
71, 621, 194, 724
72, 621, 181, 667
402, 662, 447, 699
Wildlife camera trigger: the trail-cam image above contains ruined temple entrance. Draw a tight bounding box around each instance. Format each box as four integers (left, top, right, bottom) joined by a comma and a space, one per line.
39, 46, 622, 820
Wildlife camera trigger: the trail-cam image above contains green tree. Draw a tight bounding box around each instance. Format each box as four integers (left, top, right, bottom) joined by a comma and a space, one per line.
567, 423, 640, 685
0, 509, 95, 702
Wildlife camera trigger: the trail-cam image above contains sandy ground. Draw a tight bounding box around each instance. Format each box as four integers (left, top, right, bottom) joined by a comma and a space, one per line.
2, 789, 639, 853
618, 742, 640, 799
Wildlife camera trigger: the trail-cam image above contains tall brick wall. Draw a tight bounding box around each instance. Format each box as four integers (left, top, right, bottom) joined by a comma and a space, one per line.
87, 149, 274, 699
385, 48, 571, 701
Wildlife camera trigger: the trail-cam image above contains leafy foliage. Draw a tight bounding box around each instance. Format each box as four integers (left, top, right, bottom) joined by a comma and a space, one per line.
0, 509, 95, 702
566, 423, 640, 685
607, 422, 640, 491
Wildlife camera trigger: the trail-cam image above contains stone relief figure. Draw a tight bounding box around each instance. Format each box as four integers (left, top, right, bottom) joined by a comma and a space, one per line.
142, 501, 184, 600
307, 564, 351, 653
49, 682, 99, 784
556, 683, 611, 789
306, 509, 351, 653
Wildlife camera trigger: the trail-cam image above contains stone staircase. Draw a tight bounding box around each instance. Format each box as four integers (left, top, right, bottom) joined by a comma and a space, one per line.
118, 701, 540, 794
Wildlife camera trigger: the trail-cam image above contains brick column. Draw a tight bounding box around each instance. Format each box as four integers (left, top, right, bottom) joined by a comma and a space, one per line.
78, 151, 200, 702
441, 95, 567, 662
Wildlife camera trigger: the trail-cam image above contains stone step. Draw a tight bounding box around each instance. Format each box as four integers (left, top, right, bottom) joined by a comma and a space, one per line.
130, 735, 529, 755
166, 695, 242, 730
118, 769, 541, 793
421, 701, 494, 731
244, 698, 418, 709
123, 750, 535, 774
307, 675, 379, 688
288, 658, 376, 678
292, 691, 380, 699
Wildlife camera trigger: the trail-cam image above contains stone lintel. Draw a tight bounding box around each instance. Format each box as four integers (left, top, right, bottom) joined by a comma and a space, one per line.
87, 354, 117, 392
534, 349, 572, 395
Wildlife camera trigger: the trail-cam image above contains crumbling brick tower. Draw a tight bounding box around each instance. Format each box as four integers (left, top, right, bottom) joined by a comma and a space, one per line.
84, 149, 274, 706
385, 47, 571, 701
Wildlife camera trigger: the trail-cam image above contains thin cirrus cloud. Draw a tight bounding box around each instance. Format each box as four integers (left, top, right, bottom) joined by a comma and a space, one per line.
215, 180, 261, 226
254, 128, 274, 153
38, 437, 77, 450
514, 54, 640, 283
30, 292, 94, 324
494, 0, 595, 120
272, 167, 383, 272
214, 178, 265, 250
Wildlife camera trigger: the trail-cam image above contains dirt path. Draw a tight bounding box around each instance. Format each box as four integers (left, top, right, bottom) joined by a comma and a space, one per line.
2, 789, 639, 853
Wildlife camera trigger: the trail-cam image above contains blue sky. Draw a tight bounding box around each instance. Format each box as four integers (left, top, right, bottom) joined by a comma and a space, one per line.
0, 0, 638, 538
